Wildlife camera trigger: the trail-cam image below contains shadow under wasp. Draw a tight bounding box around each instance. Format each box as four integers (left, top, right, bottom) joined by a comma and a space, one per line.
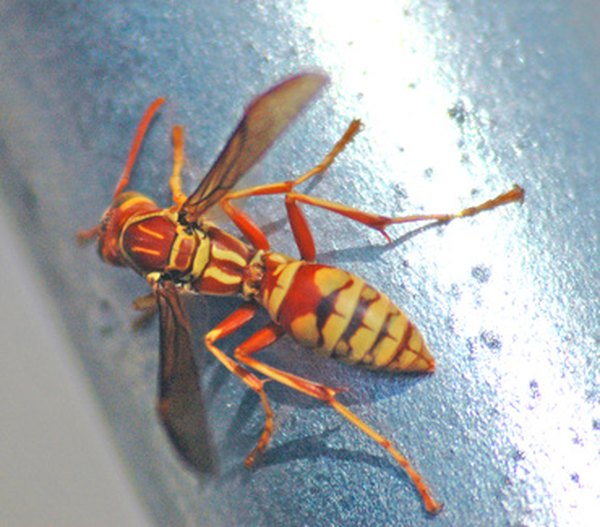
78, 73, 524, 515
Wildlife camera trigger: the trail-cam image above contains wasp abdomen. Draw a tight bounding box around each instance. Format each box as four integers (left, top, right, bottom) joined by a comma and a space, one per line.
261, 259, 435, 373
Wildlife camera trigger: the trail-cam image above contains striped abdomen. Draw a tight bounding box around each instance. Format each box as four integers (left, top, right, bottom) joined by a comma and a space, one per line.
259, 255, 435, 372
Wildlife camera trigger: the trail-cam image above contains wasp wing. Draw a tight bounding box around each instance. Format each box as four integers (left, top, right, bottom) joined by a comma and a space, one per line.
179, 73, 328, 225
155, 281, 216, 473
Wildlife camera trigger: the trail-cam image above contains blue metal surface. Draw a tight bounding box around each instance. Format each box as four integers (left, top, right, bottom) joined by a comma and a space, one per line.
0, 1, 598, 525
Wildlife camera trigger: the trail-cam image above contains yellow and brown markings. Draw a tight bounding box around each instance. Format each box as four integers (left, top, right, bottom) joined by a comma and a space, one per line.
363, 304, 433, 372
258, 252, 300, 318
121, 213, 178, 273
331, 282, 390, 365
98, 192, 160, 267
169, 228, 195, 271
189, 230, 211, 279
270, 263, 434, 372
192, 225, 254, 296
263, 261, 303, 320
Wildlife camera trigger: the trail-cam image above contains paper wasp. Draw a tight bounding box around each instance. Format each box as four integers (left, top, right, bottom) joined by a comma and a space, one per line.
78, 73, 524, 515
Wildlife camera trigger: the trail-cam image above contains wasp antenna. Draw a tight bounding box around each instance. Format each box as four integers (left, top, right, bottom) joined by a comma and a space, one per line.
112, 97, 167, 199
75, 224, 101, 245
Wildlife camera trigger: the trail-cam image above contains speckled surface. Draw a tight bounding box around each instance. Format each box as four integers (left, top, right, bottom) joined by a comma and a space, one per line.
0, 1, 598, 526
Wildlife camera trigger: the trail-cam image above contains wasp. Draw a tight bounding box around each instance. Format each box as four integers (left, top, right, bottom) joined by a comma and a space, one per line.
78, 73, 524, 515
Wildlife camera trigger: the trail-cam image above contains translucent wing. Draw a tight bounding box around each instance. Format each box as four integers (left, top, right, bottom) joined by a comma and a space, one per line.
155, 281, 216, 473
179, 73, 328, 225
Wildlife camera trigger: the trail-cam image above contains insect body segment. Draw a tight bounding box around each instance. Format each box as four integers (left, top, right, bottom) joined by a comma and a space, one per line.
259, 257, 434, 372
192, 225, 254, 296
80, 73, 524, 516
123, 210, 199, 275
113, 203, 255, 297
95, 191, 160, 267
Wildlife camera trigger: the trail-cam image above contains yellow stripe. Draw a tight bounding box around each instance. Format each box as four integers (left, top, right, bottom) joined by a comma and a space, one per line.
408, 329, 424, 354
386, 311, 409, 343
266, 261, 302, 319
345, 291, 391, 364
192, 234, 211, 277
131, 246, 160, 256
396, 349, 420, 370
290, 313, 320, 348
321, 274, 363, 352
347, 327, 378, 364
168, 227, 195, 272
136, 224, 165, 239
372, 335, 399, 368
314, 267, 350, 297
120, 195, 154, 211
371, 312, 408, 368
204, 266, 241, 285
211, 245, 247, 267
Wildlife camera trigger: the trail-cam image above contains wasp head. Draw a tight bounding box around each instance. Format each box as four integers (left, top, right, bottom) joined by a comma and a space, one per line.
96, 191, 158, 266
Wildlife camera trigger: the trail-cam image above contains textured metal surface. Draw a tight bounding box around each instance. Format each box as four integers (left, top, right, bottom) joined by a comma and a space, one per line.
1, 1, 598, 526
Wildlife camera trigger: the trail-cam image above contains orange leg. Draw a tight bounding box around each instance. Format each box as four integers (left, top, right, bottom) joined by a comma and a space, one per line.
287, 185, 525, 236
234, 322, 443, 515
86, 129, 188, 328
284, 184, 524, 260
168, 125, 188, 207
219, 120, 361, 251
133, 125, 187, 326
219, 118, 523, 260
112, 97, 167, 200
204, 303, 276, 467
77, 112, 183, 245
131, 292, 158, 329
229, 323, 287, 465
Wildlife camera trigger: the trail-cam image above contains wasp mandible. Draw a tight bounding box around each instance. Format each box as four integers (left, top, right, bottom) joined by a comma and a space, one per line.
79, 73, 524, 515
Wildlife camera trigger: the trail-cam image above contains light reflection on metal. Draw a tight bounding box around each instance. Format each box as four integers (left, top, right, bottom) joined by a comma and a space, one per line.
304, 0, 472, 209
301, 2, 597, 524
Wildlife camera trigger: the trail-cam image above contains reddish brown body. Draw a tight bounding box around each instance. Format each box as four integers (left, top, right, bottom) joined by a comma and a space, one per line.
80, 74, 523, 515
106, 199, 435, 374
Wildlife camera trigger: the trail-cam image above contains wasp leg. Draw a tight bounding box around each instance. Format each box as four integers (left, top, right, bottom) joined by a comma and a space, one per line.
204, 303, 276, 467
112, 98, 166, 199
219, 120, 361, 251
234, 322, 443, 516
220, 114, 522, 260
283, 185, 524, 259
131, 292, 158, 329
220, 195, 273, 250
292, 118, 361, 186
169, 125, 188, 207
227, 323, 287, 466
288, 185, 525, 236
